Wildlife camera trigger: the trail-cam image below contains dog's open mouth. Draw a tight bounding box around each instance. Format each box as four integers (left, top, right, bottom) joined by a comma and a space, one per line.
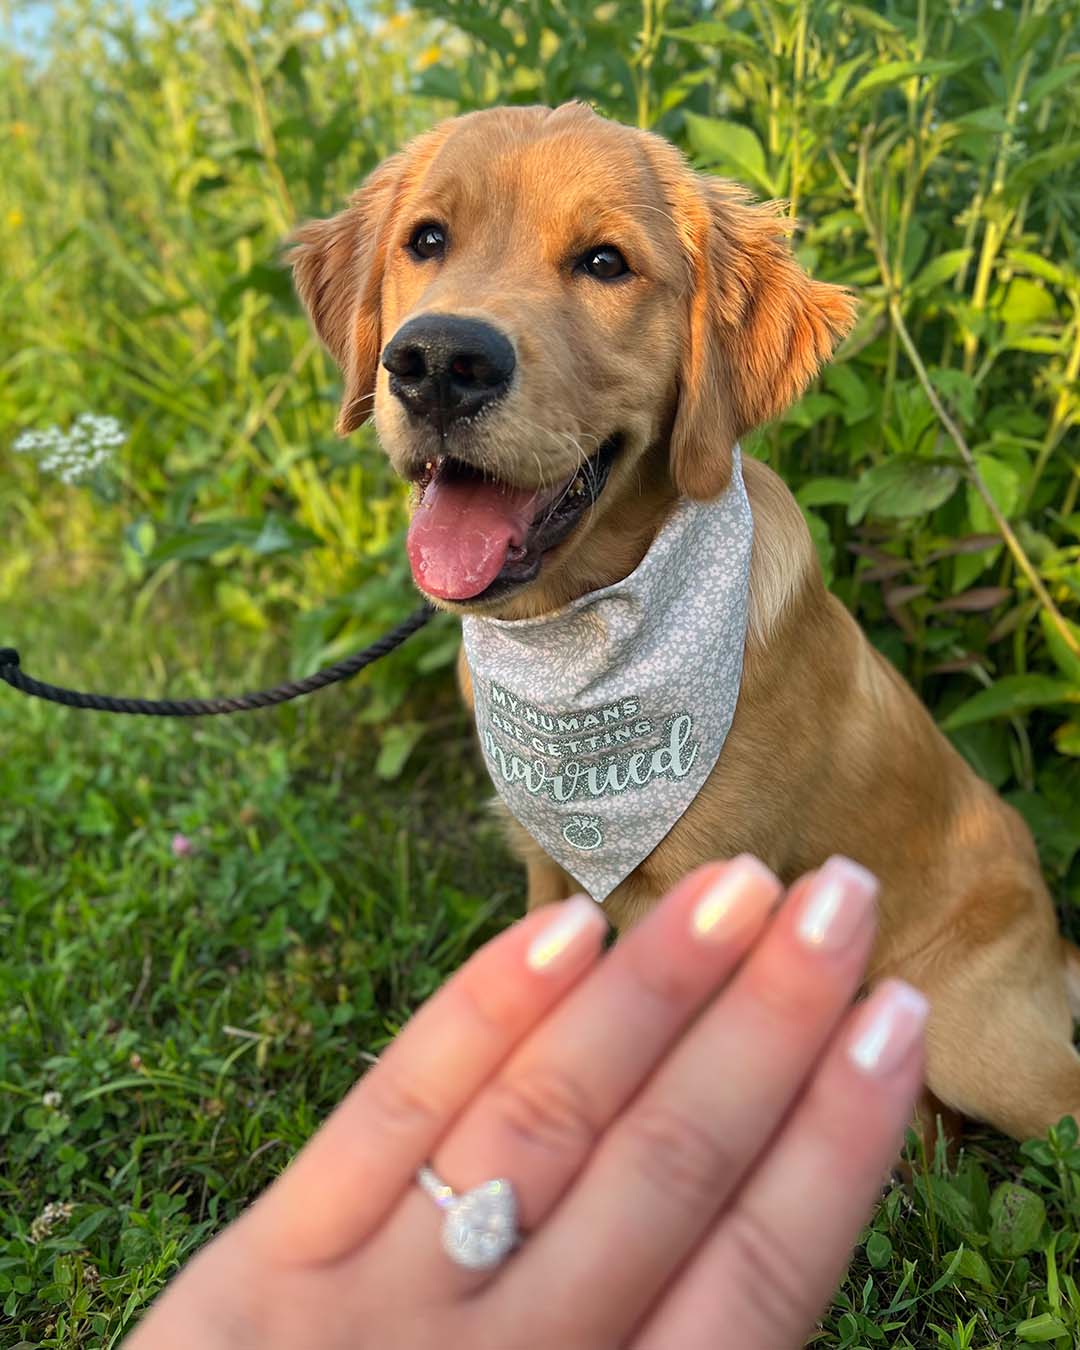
405, 435, 621, 603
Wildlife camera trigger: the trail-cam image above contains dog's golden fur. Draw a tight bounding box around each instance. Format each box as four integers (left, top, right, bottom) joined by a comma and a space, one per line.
290, 102, 1080, 1142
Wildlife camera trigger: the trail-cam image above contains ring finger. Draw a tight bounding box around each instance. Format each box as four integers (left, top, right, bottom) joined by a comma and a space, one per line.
382, 855, 783, 1290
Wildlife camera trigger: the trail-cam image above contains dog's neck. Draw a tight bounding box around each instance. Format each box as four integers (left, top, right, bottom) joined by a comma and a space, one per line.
489, 441, 681, 621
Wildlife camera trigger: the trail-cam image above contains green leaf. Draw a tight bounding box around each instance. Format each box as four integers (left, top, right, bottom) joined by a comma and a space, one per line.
915, 1173, 978, 1239
822, 54, 870, 106
1015, 1313, 1068, 1342
989, 1183, 1045, 1258
416, 635, 462, 674
119, 1224, 155, 1269
1054, 1114, 1079, 1148
842, 4, 904, 35
214, 582, 268, 632
1053, 722, 1080, 756
415, 65, 466, 103
911, 249, 972, 293
945, 1246, 995, 1292
954, 106, 1011, 134
865, 1231, 892, 1269
123, 517, 156, 558
148, 516, 320, 565
657, 69, 713, 117
949, 723, 1013, 788
1007, 788, 1080, 872
1008, 142, 1080, 192
800, 507, 834, 587
848, 458, 960, 524
823, 363, 876, 424
1007, 335, 1067, 355
666, 21, 759, 57
1038, 612, 1080, 684
1006, 249, 1076, 288
999, 278, 1058, 326
277, 43, 306, 100
1026, 61, 1080, 108
796, 477, 855, 508
943, 675, 1079, 730
684, 114, 773, 193
968, 454, 1020, 534
929, 368, 977, 424
252, 514, 321, 556
848, 60, 966, 104
375, 722, 426, 781
783, 392, 841, 428
808, 209, 862, 242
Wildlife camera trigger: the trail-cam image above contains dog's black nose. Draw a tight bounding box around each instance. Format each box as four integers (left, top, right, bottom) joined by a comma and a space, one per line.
382, 315, 515, 430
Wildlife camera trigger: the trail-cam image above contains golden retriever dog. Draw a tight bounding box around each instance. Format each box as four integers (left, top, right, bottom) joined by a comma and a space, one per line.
289, 102, 1080, 1143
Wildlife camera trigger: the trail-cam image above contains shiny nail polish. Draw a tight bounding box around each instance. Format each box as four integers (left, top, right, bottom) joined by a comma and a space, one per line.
848, 980, 929, 1075
691, 855, 781, 941
796, 855, 878, 950
527, 895, 607, 971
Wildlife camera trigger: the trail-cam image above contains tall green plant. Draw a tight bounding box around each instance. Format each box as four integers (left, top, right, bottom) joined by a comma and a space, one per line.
1, 0, 460, 768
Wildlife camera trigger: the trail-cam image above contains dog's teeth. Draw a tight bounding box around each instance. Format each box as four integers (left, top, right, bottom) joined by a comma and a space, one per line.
572, 474, 585, 495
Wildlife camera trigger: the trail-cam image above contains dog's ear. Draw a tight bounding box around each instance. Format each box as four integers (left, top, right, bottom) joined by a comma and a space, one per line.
286, 156, 402, 435
671, 178, 857, 500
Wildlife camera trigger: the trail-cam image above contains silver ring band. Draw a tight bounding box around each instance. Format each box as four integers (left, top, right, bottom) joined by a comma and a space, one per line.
417, 1164, 520, 1271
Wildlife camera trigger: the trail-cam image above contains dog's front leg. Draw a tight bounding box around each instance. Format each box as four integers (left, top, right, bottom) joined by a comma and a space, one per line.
502, 815, 578, 910
525, 855, 578, 910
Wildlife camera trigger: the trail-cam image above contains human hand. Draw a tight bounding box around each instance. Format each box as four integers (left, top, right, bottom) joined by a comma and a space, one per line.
127, 855, 926, 1350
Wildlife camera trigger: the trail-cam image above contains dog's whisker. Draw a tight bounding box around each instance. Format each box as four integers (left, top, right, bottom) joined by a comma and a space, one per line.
621, 200, 680, 232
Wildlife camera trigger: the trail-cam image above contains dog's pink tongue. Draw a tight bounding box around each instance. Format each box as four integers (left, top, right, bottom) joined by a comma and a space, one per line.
407, 473, 539, 601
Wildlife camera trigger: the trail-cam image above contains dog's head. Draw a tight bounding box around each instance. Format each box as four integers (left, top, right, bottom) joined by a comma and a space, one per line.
288, 103, 855, 616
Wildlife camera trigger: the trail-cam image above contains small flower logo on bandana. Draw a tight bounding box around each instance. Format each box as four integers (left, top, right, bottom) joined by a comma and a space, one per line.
562, 814, 604, 851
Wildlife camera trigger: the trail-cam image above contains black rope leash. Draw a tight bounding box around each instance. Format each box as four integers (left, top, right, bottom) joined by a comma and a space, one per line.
0, 604, 435, 717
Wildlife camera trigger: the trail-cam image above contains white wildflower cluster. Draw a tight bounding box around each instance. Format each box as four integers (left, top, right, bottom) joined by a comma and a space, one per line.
29, 1199, 74, 1244
12, 413, 126, 485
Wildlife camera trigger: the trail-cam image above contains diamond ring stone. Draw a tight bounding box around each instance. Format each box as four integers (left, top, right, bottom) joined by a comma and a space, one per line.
417, 1164, 520, 1271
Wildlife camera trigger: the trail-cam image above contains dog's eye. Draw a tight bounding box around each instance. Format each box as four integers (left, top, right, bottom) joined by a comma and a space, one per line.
580, 245, 629, 280
409, 224, 446, 260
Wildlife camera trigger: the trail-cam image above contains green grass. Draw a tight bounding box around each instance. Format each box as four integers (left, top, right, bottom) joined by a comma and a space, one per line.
1, 573, 516, 1347
2, 577, 1080, 1349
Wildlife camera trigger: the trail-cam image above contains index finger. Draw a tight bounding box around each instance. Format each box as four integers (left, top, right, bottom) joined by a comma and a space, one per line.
250, 894, 608, 1263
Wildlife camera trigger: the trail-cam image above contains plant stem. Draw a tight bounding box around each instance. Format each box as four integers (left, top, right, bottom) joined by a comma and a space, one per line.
962, 0, 1045, 376
635, 0, 661, 129
789, 0, 807, 219
1023, 297, 1080, 510
887, 292, 1080, 659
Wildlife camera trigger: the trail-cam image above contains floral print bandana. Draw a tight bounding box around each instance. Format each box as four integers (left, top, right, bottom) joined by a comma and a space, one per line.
461, 448, 754, 902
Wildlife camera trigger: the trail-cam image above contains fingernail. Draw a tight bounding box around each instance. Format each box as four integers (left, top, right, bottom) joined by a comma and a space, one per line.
795, 855, 877, 951
848, 980, 929, 1076
691, 855, 782, 941
527, 895, 607, 971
